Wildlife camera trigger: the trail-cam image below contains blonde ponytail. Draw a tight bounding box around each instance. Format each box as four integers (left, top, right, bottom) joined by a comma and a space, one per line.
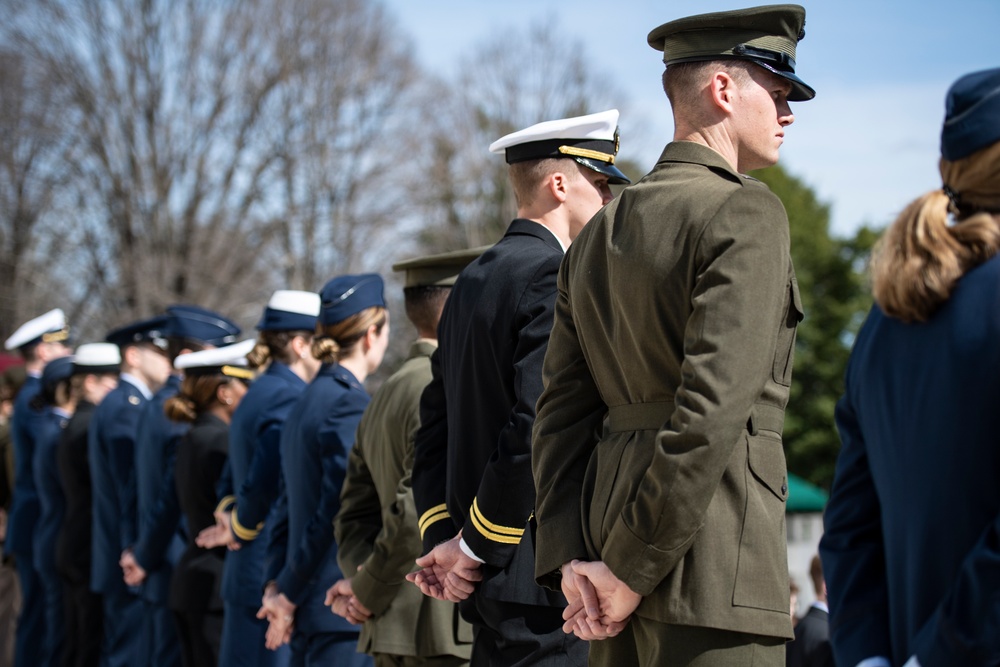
872, 144, 1000, 322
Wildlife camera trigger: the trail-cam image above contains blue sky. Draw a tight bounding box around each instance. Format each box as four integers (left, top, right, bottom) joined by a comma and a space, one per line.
382, 0, 998, 236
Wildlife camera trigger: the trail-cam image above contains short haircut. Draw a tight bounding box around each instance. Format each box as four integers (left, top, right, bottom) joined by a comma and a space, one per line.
403, 285, 451, 335
662, 59, 754, 108
508, 158, 579, 208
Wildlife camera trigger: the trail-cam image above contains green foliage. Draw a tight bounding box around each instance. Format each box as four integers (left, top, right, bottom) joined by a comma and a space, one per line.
750, 165, 880, 489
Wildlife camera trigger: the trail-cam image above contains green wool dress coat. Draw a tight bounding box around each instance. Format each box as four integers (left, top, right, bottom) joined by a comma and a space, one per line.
532, 140, 801, 640
336, 340, 472, 659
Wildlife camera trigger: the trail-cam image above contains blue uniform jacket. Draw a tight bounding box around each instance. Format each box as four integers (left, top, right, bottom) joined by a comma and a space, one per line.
6, 374, 42, 558
272, 363, 368, 635
132, 375, 188, 604
222, 362, 306, 607
821, 254, 1000, 666
33, 408, 71, 579
89, 378, 147, 595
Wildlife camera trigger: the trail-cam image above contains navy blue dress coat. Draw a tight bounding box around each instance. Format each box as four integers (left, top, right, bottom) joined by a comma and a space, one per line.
34, 407, 71, 667
271, 363, 368, 636
821, 253, 1000, 666
56, 401, 97, 584
223, 362, 306, 607
6, 374, 42, 558
89, 377, 147, 596
132, 374, 188, 603
33, 408, 70, 583
170, 412, 229, 612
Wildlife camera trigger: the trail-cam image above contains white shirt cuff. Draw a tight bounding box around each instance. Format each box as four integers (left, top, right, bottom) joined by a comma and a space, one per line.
903, 657, 920, 667
459, 537, 485, 563
855, 659, 891, 667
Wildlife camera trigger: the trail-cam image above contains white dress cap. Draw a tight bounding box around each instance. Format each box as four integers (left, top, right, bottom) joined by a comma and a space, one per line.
4, 308, 68, 351
268, 290, 321, 316
489, 109, 620, 155
175, 338, 257, 371
74, 343, 121, 368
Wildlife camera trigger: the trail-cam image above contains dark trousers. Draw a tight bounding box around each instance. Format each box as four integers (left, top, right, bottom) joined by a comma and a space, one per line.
288, 630, 371, 667
100, 590, 144, 667
12, 558, 44, 667
38, 572, 64, 667
218, 601, 290, 667
459, 592, 587, 667
144, 600, 180, 667
588, 619, 785, 667
174, 609, 222, 667
62, 581, 102, 667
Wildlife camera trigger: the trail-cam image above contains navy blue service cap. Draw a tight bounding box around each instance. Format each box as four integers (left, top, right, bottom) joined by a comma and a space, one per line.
4, 308, 71, 351
392, 246, 488, 288
105, 315, 172, 350
165, 305, 241, 346
256, 290, 321, 332
174, 338, 256, 381
319, 274, 386, 325
72, 343, 121, 375
489, 110, 631, 185
941, 68, 1000, 161
648, 4, 815, 102
41, 356, 75, 392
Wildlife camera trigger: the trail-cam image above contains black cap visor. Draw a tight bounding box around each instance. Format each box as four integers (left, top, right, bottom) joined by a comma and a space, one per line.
574, 157, 631, 185
751, 59, 815, 101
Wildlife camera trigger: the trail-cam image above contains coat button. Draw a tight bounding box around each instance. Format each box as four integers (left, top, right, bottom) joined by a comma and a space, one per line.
781, 482, 788, 495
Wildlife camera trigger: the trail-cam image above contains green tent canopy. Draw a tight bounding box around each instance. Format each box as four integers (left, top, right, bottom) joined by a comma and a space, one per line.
787, 473, 828, 513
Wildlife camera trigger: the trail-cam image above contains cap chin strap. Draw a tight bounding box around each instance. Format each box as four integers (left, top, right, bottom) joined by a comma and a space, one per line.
732, 43, 796, 73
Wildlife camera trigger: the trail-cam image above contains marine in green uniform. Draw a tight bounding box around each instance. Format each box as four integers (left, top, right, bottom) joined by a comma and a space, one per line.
531, 6, 815, 666
330, 248, 483, 667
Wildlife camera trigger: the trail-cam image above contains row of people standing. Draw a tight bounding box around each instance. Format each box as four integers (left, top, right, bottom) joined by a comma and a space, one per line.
6, 5, 821, 667
2, 245, 483, 666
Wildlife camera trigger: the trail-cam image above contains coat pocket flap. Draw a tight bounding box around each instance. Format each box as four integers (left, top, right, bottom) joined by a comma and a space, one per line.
747, 433, 788, 502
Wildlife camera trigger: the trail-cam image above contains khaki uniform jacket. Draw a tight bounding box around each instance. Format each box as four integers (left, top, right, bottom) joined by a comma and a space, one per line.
336, 340, 472, 658
532, 141, 801, 640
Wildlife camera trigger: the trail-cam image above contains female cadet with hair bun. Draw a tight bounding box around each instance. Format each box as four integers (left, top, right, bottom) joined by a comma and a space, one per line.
196, 289, 322, 667
260, 274, 389, 667
821, 68, 1000, 667
165, 339, 255, 667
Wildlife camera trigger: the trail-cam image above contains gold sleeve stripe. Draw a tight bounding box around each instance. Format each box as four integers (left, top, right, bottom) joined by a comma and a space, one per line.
215, 495, 236, 514
417, 503, 448, 528
469, 498, 524, 544
418, 508, 451, 539
231, 508, 263, 541
418, 504, 449, 531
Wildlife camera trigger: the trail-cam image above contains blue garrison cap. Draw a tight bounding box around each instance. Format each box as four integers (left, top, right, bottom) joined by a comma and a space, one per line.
41, 356, 75, 392
256, 290, 321, 332
319, 274, 385, 325
941, 68, 1000, 161
105, 315, 172, 350
165, 305, 241, 346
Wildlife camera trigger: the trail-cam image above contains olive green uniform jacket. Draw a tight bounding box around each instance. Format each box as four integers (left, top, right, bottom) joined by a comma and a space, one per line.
336, 340, 472, 659
532, 141, 801, 640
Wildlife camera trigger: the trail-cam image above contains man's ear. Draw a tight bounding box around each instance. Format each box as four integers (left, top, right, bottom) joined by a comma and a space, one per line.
709, 70, 737, 113
547, 172, 570, 203
122, 345, 141, 369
